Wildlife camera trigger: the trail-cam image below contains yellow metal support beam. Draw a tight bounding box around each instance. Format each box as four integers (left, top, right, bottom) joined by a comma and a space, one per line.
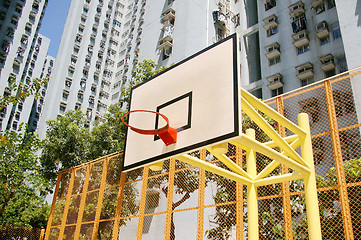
241, 96, 308, 167
175, 154, 253, 185
206, 147, 252, 180
254, 160, 280, 181
298, 113, 322, 239
241, 88, 307, 138
246, 129, 258, 240
264, 135, 299, 149
255, 172, 304, 187
254, 138, 301, 181
231, 135, 310, 175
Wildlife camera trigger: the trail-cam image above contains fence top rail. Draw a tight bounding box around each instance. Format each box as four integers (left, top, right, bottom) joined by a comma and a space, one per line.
58, 151, 123, 174
265, 66, 361, 104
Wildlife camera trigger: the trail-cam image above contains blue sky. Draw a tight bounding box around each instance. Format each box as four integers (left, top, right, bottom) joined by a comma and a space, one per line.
39, 0, 71, 58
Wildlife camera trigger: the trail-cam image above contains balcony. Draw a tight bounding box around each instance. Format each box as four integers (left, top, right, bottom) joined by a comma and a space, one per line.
161, 8, 175, 22
296, 62, 313, 80
289, 1, 305, 18
267, 73, 284, 90
263, 15, 278, 30
265, 43, 280, 59
311, 0, 324, 8
315, 21, 329, 39
320, 54, 335, 72
292, 30, 309, 48
158, 36, 173, 50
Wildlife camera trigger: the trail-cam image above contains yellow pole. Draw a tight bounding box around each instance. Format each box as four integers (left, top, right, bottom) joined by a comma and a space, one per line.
298, 113, 322, 239
246, 129, 258, 240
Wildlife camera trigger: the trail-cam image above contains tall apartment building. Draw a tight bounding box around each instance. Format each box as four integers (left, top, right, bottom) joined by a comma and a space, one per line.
38, 0, 231, 136
236, 0, 350, 100
39, 0, 361, 136
0, 0, 51, 131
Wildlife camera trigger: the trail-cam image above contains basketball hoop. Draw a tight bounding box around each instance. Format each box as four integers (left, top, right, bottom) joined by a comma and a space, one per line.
121, 110, 177, 146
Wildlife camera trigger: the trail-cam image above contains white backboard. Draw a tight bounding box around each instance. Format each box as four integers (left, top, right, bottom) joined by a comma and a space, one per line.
123, 34, 241, 171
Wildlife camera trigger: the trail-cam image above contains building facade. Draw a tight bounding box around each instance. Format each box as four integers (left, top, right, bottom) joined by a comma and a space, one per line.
39, 0, 361, 135
0, 0, 51, 131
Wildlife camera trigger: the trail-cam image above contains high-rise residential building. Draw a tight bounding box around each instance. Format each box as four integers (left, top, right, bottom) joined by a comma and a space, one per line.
236, 0, 349, 100
27, 53, 55, 133
0, 0, 51, 131
39, 0, 361, 136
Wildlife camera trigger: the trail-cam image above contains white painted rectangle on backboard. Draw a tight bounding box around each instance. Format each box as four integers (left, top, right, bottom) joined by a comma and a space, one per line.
123, 34, 241, 171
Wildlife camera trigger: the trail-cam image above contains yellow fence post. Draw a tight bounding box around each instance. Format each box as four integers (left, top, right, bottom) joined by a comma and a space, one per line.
246, 129, 258, 240
324, 80, 354, 240
164, 159, 176, 239
136, 166, 150, 240
73, 164, 91, 239
197, 150, 206, 240
44, 170, 62, 239
91, 158, 109, 240
236, 146, 244, 239
112, 171, 126, 240
58, 169, 75, 240
298, 113, 322, 239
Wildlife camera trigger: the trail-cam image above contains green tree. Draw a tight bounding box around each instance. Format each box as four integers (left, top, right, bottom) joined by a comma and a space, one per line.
120, 59, 167, 104
0, 77, 51, 228
317, 158, 361, 239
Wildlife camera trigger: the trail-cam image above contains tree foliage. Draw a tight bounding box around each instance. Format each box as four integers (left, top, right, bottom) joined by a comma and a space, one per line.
0, 77, 50, 228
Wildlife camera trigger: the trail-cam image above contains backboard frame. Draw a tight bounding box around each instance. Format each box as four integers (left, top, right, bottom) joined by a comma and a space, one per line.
122, 33, 241, 171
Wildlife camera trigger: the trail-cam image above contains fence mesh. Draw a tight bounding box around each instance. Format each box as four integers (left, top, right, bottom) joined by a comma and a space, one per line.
45, 71, 361, 239
0, 224, 43, 240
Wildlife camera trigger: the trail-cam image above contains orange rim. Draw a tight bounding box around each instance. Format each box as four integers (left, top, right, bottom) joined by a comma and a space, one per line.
121, 110, 169, 135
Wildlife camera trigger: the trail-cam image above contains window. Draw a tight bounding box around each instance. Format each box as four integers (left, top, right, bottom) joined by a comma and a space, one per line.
75, 103, 81, 110
333, 91, 355, 117
325, 69, 335, 78
80, 79, 86, 88
267, 26, 278, 37
312, 137, 324, 164
59, 103, 66, 113
297, 44, 309, 55
6, 27, 14, 37
12, 121, 18, 130
331, 22, 341, 40
250, 88, 262, 99
162, 47, 172, 60
314, 3, 325, 15
336, 55, 348, 73
86, 109, 92, 119
300, 98, 320, 123
65, 78, 72, 87
11, 16, 18, 25
78, 91, 84, 100
301, 78, 313, 87
271, 87, 283, 97
0, 12, 5, 21
15, 112, 20, 121
269, 56, 280, 66
25, 23, 32, 33
89, 96, 95, 104
62, 90, 69, 100
326, 0, 335, 9
265, 0, 276, 11
75, 34, 82, 43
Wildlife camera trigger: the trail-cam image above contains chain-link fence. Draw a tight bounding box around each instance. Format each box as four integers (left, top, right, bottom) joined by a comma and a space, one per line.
45, 68, 361, 239
0, 224, 43, 240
